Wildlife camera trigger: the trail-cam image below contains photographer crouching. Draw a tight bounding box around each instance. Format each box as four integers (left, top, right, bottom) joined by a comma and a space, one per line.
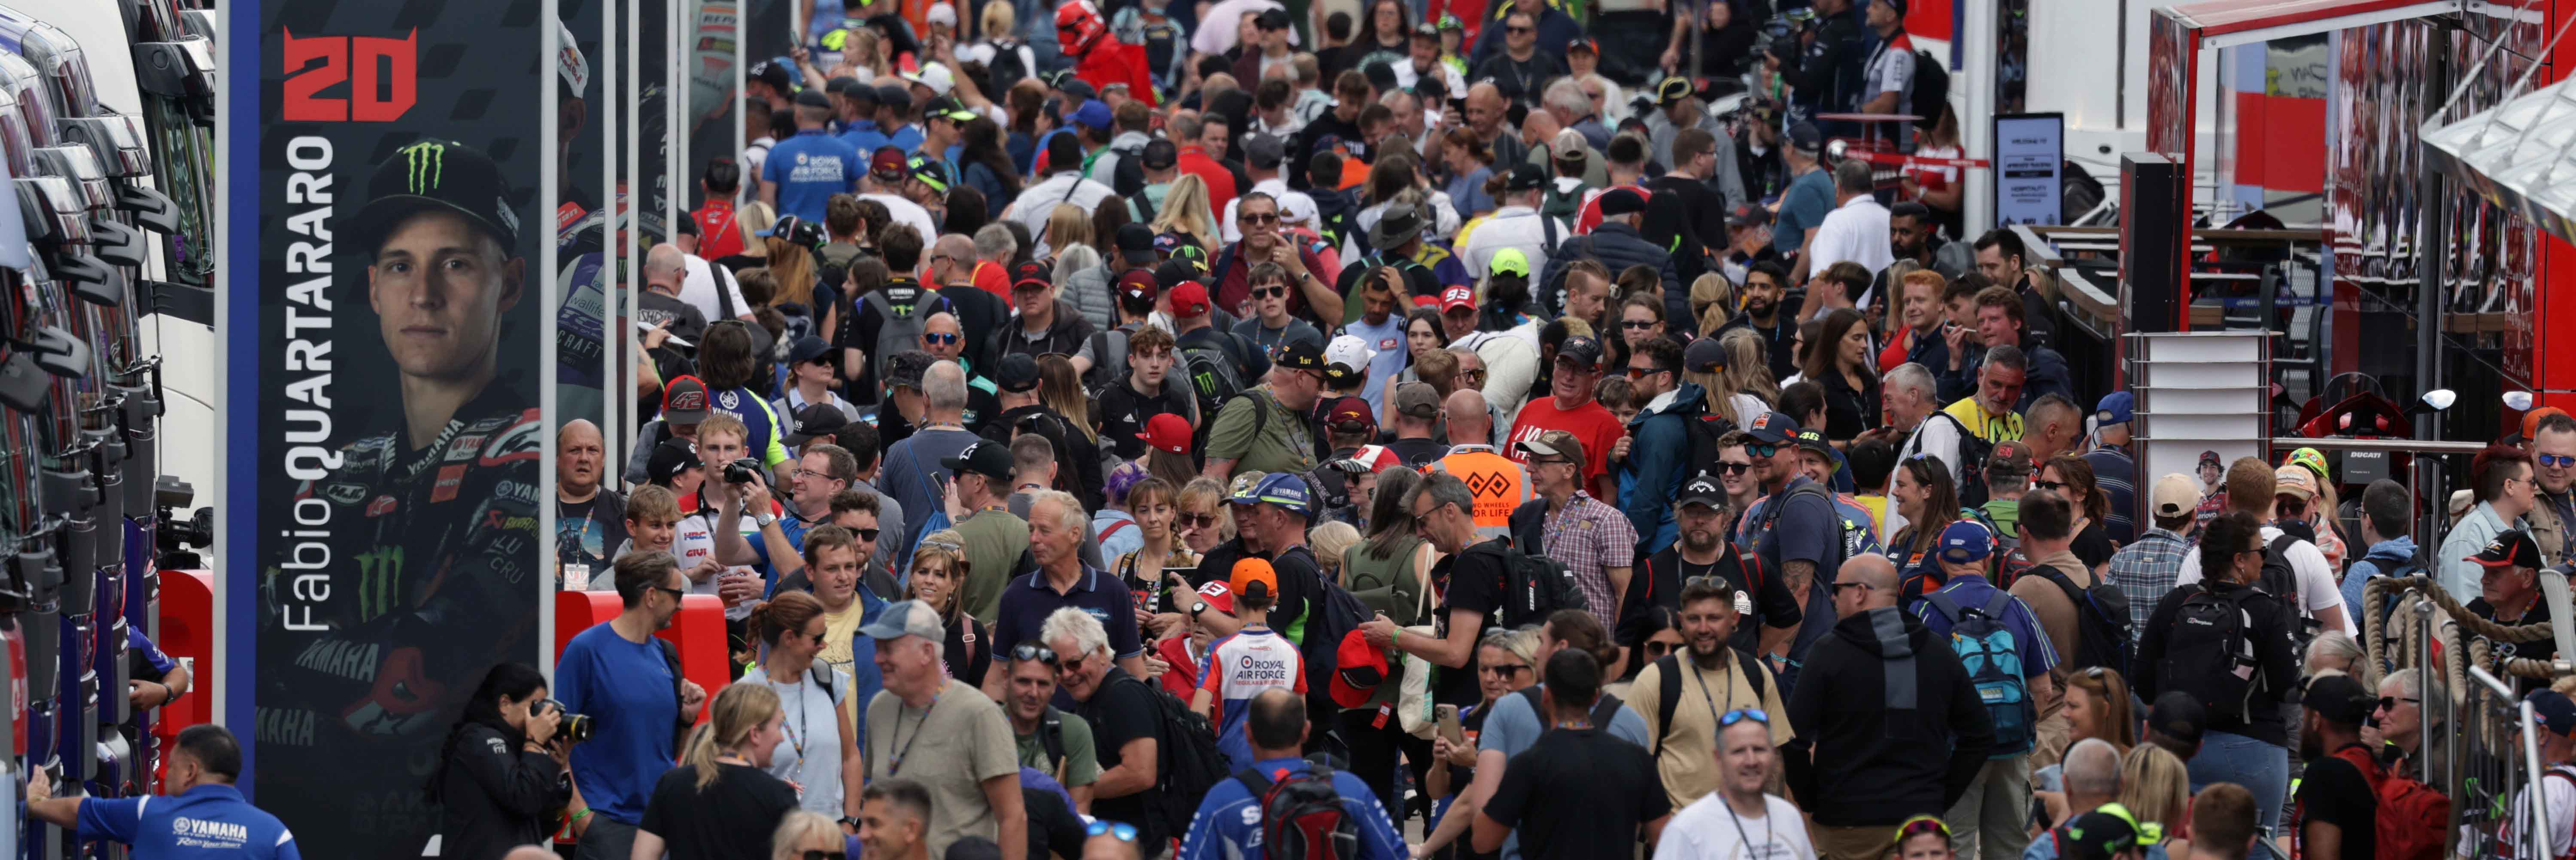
431, 663, 577, 860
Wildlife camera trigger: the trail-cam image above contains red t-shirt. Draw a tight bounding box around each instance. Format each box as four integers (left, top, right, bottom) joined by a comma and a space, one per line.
972, 260, 1014, 309
1504, 396, 1627, 488
1878, 326, 1914, 374
694, 200, 744, 261
1155, 635, 1200, 700
1572, 183, 1652, 235
1176, 146, 1239, 216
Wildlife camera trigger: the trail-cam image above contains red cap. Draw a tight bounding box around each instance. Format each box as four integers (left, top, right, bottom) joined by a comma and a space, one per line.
1439, 286, 1475, 312
1170, 281, 1212, 317
1117, 268, 1160, 302
1194, 581, 1236, 616
1411, 295, 1439, 308
1138, 412, 1193, 454
1330, 629, 1391, 709
870, 147, 908, 181
1349, 445, 1402, 473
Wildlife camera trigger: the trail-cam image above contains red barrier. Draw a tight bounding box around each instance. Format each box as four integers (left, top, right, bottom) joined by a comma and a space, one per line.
154, 570, 215, 739
553, 591, 729, 725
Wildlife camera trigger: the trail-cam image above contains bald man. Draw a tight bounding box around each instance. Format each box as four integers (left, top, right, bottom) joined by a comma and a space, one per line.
1444, 388, 1507, 450
919, 312, 1002, 430
640, 243, 713, 350
1786, 553, 1999, 860
929, 234, 979, 288
558, 418, 630, 574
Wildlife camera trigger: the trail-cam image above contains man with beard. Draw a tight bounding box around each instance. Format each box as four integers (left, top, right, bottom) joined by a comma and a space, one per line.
1636, 476, 1801, 657
1716, 262, 1799, 382
1626, 570, 1797, 809
557, 418, 629, 577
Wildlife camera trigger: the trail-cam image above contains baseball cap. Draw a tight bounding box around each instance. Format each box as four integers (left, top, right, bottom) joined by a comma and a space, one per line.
2284, 448, 2331, 483
1555, 335, 1603, 369
1489, 247, 1532, 277
1551, 142, 1587, 165
1255, 7, 1291, 29
903, 63, 957, 95
1116, 268, 1159, 304
875, 83, 912, 109
923, 94, 977, 122
647, 439, 702, 484
1786, 122, 1823, 154
2057, 807, 2154, 860
1792, 428, 1833, 456
2148, 692, 2207, 750
883, 350, 936, 390
1725, 203, 1774, 228
1249, 472, 1313, 515
2199, 450, 2223, 469
1346, 445, 1403, 474
1071, 100, 1113, 131
1516, 430, 1587, 469
2473, 529, 2543, 569
661, 375, 711, 424
1324, 396, 1377, 433
1744, 411, 1798, 445
1331, 629, 1391, 708
1243, 133, 1288, 170
2303, 673, 2376, 726
1012, 260, 1054, 293
1141, 138, 1180, 171
1656, 76, 1694, 106
928, 0, 958, 24
1138, 413, 1193, 454
838, 78, 879, 103
1169, 281, 1213, 316
1685, 337, 1728, 373
908, 156, 952, 194
1938, 520, 1996, 564
1275, 340, 1327, 373
870, 147, 909, 183
793, 88, 832, 109
349, 139, 524, 256
1438, 285, 1476, 313
1195, 581, 1238, 616
1057, 78, 1099, 102
2534, 690, 2576, 736
2096, 391, 2134, 426
941, 440, 1016, 482
784, 403, 851, 447
1116, 223, 1157, 265
1503, 163, 1546, 192
859, 599, 946, 642
997, 353, 1042, 393
1231, 557, 1280, 604
1567, 37, 1598, 55
1986, 440, 2035, 476
2273, 464, 2318, 501
750, 60, 792, 92
1411, 21, 1440, 38
1323, 335, 1376, 376
1391, 382, 1441, 420
2150, 474, 2200, 518
1678, 474, 1725, 509
1595, 187, 1648, 216
786, 335, 833, 367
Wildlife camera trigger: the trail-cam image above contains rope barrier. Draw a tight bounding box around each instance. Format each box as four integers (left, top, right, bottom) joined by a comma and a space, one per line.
2363, 575, 2564, 683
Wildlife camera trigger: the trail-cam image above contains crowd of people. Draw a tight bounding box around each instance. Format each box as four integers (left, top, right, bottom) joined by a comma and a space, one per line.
425, 0, 2576, 858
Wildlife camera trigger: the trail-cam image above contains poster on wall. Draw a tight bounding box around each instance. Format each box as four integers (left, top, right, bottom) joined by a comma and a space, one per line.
241, 0, 549, 852
1993, 113, 2064, 227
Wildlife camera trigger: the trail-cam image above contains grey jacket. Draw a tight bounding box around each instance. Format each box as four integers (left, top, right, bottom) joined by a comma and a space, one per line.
1646, 105, 1747, 207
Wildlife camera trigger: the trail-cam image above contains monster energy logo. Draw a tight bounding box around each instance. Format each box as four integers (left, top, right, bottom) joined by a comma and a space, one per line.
354, 545, 407, 622
401, 141, 448, 194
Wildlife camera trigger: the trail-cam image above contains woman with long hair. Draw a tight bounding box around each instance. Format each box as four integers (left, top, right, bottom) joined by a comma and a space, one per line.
1350, 0, 1412, 76
1175, 477, 1230, 557
958, 116, 1024, 210
1091, 195, 1134, 259
944, 186, 990, 238
2040, 454, 2116, 573
2066, 667, 2138, 752
1115, 477, 1201, 633
905, 530, 994, 685
430, 663, 571, 860
763, 237, 819, 311
1418, 625, 1542, 859
1885, 454, 1962, 600
1150, 174, 1220, 250
1802, 308, 1880, 440
1343, 467, 1434, 620
2120, 746, 2194, 857
1036, 355, 1097, 446
1437, 128, 1496, 219
1390, 307, 1445, 388
633, 683, 798, 860
1681, 328, 1774, 427
739, 590, 863, 818
1689, 273, 1735, 338
1005, 79, 1047, 174
1907, 103, 1967, 238
1042, 202, 1092, 262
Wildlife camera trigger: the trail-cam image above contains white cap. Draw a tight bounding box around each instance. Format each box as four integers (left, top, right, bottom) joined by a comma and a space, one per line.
903, 62, 956, 95
928, 2, 958, 24
2149, 473, 2199, 519
554, 18, 591, 97
1325, 334, 1377, 372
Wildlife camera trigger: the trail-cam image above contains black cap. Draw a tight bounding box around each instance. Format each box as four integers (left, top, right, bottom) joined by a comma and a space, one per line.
1141, 137, 1180, 171
648, 438, 702, 484
996, 353, 1041, 393
784, 403, 851, 447
350, 139, 524, 257
1503, 163, 1546, 192
1116, 222, 1157, 265
750, 60, 792, 93
2058, 810, 2148, 860
1058, 78, 1099, 102
1555, 335, 1602, 368
875, 83, 912, 109
794, 88, 833, 109
2303, 674, 2374, 726
1412, 21, 1440, 38
1787, 122, 1823, 154
1154, 257, 1205, 289
942, 439, 1016, 482
1595, 187, 1649, 216
827, 76, 867, 96
2148, 691, 2207, 750
787, 335, 832, 366
1656, 77, 1694, 106
1274, 340, 1327, 372
1792, 427, 1833, 455
1255, 7, 1290, 29
1678, 474, 1724, 509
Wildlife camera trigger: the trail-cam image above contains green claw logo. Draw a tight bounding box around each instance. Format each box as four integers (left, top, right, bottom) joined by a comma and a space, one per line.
402, 141, 447, 194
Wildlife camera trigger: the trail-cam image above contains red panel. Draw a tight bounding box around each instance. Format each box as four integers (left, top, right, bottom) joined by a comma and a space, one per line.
555, 591, 729, 726
2263, 95, 2327, 192
1907, 0, 1953, 42
2233, 91, 2269, 186
2531, 0, 2573, 411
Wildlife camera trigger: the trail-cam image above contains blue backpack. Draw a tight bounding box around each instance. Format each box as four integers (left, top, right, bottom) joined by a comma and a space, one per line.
1922, 590, 2035, 756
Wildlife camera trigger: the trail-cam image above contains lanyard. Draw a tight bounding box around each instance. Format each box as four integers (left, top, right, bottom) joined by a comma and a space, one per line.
1723, 798, 1772, 860
888, 691, 940, 775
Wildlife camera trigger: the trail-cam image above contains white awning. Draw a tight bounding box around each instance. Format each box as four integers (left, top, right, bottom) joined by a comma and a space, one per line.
2420, 19, 2576, 246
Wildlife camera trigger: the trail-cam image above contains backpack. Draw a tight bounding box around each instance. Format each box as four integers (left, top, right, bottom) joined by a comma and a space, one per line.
2327, 744, 2451, 860
1234, 764, 1361, 860
1540, 180, 1585, 223
2353, 548, 2427, 628
1928, 411, 1996, 508
864, 283, 943, 382
1030, 705, 1071, 773
2157, 583, 2266, 723
1476, 540, 1588, 630
1310, 186, 1360, 251
2258, 532, 2323, 644
1908, 50, 1949, 129
1181, 335, 1253, 428
1293, 549, 1377, 700
1921, 589, 2035, 755
1120, 674, 1231, 837
2027, 565, 2134, 677
1084, 322, 1138, 391
1648, 650, 1773, 759
1679, 410, 1742, 487
984, 41, 1040, 97
1753, 483, 1859, 575
1515, 685, 1625, 730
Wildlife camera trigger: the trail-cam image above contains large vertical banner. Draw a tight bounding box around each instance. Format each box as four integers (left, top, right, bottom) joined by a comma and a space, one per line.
249, 0, 549, 853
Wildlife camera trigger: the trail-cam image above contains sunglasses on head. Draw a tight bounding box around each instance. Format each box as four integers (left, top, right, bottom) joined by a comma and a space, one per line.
1012, 643, 1063, 666
1894, 815, 1953, 844
1719, 708, 1768, 726
1683, 575, 1739, 597
1088, 821, 1140, 842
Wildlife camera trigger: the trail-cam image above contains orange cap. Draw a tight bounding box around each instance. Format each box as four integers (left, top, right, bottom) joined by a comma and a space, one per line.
1230, 558, 1279, 604
2528, 407, 2570, 440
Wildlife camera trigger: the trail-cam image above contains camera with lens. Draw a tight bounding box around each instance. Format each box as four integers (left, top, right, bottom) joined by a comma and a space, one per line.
723, 457, 763, 485
542, 699, 594, 744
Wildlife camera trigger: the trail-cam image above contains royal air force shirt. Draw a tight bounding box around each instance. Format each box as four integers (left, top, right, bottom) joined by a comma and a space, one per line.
78, 783, 301, 859
762, 129, 863, 225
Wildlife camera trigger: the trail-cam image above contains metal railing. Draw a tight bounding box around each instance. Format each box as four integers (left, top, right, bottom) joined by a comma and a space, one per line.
2360, 575, 2568, 860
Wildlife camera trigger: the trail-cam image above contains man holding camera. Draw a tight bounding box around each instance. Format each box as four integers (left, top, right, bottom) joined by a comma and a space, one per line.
683, 414, 805, 620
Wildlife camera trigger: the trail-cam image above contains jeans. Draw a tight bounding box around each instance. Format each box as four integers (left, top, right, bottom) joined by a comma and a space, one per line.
2187, 730, 2290, 833
576, 816, 639, 860
1943, 755, 2033, 860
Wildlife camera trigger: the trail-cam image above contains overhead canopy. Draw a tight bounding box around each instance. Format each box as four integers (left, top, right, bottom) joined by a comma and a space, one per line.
2419, 21, 2576, 246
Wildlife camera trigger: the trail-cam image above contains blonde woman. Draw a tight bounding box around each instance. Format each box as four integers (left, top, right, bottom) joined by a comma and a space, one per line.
1689, 272, 1735, 337
764, 236, 833, 345
633, 683, 797, 860
1417, 626, 1543, 857
1683, 327, 1774, 426
1718, 326, 1781, 402
905, 530, 992, 686
1150, 174, 1220, 250
2119, 745, 2194, 857
770, 811, 848, 860
735, 201, 776, 262
1043, 202, 1093, 261
1175, 477, 1230, 557
1309, 521, 1360, 586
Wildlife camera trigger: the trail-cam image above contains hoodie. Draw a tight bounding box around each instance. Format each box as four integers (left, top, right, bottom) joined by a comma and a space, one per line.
1786, 606, 1996, 827
1621, 383, 1709, 555
2340, 534, 2421, 627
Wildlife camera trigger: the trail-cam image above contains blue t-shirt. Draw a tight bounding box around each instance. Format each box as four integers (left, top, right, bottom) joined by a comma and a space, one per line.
709, 386, 793, 470
77, 784, 299, 859
1179, 757, 1406, 860
839, 120, 890, 155
1476, 687, 1651, 860
1771, 167, 1835, 256
884, 124, 925, 157
762, 129, 864, 224
559, 624, 682, 825
1340, 314, 1410, 412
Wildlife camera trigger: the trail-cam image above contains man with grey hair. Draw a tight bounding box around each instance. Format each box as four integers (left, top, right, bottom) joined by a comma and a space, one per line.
988, 490, 1148, 696
1042, 604, 1169, 852
1887, 362, 1969, 484
883, 360, 987, 550
1542, 78, 1608, 153
973, 223, 1017, 273
2034, 738, 2127, 839
2375, 668, 2447, 779
862, 599, 1029, 860
1796, 158, 1894, 288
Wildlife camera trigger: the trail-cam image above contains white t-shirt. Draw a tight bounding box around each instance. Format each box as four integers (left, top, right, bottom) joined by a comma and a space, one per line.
740, 664, 855, 817
598, 515, 722, 592
1804, 196, 1896, 285
1896, 411, 1971, 486
680, 253, 753, 323
1652, 793, 1816, 860
862, 192, 941, 248
2174, 525, 2357, 635
1220, 178, 1321, 242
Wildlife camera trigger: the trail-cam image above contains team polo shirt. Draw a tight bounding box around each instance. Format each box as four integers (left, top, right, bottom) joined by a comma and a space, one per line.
77, 783, 300, 859
761, 128, 863, 224
1197, 626, 1306, 770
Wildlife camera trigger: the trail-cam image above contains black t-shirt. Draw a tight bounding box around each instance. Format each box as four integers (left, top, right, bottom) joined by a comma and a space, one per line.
2468, 596, 2561, 668
2296, 749, 2377, 860
1192, 539, 1255, 589
1385, 437, 1449, 467
946, 616, 993, 693
2071, 521, 2114, 570
1644, 545, 1803, 654
638, 762, 799, 860
1432, 542, 1510, 706
640, 290, 712, 348
1077, 669, 1168, 846
1094, 378, 1198, 461
1484, 727, 1671, 860
559, 490, 632, 572
1026, 785, 1090, 860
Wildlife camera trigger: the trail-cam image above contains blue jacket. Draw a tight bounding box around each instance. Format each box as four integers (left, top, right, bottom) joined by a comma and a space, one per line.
2342, 535, 2421, 625
1622, 383, 1709, 555
1179, 757, 1407, 860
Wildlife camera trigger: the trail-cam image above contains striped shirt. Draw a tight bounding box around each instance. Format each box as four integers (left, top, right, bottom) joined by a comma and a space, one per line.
2106, 527, 2191, 633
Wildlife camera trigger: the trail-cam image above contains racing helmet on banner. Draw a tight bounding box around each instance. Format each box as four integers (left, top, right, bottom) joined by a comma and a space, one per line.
1057, 1, 1108, 57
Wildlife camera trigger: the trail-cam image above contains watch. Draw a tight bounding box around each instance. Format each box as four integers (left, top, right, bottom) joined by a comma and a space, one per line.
754, 511, 778, 528
840, 815, 862, 829
1193, 601, 1211, 616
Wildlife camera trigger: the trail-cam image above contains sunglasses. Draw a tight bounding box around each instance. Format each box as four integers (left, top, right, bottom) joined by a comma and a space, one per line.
1719, 708, 1768, 726
803, 629, 829, 647
2032, 479, 2065, 492
1180, 513, 1220, 529
1625, 365, 1677, 379
1460, 369, 1489, 383
1683, 575, 1739, 598
1715, 462, 1753, 475
1012, 643, 1063, 666
654, 585, 687, 601
2544, 454, 2576, 468
1747, 443, 1778, 458
1087, 821, 1140, 842
1240, 212, 1282, 225
803, 852, 849, 860
2379, 695, 2419, 712
854, 528, 882, 542
1621, 320, 1657, 330
1505, 24, 1533, 33
1831, 581, 1873, 593
1252, 286, 1288, 299
1479, 662, 1532, 677
923, 332, 961, 345
1643, 640, 1677, 656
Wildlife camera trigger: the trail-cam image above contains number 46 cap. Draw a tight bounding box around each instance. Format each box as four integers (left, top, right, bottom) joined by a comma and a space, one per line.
348, 138, 523, 258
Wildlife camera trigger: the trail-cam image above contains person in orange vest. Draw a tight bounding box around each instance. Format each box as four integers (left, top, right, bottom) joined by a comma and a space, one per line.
1427, 387, 1531, 541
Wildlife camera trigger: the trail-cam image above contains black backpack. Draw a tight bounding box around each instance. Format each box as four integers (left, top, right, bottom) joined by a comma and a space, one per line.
1753, 482, 1862, 574
2258, 533, 2323, 643
2157, 583, 2266, 723
1928, 411, 1996, 508
1476, 540, 1588, 629
1120, 674, 1231, 836
1649, 650, 1772, 759
1680, 409, 1741, 487
1284, 545, 1376, 701
2027, 565, 2134, 677
1030, 705, 1072, 773
1234, 763, 1361, 860
1515, 686, 1625, 729
1908, 50, 1949, 128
